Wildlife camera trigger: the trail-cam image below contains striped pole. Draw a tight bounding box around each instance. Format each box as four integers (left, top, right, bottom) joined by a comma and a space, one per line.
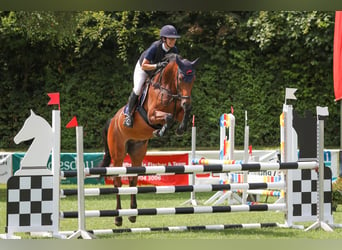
61, 182, 285, 196
61, 162, 318, 177
60, 222, 281, 236
60, 203, 286, 218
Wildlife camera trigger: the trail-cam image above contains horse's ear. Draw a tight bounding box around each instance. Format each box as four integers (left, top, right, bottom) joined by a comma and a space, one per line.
191, 57, 200, 67
30, 109, 36, 116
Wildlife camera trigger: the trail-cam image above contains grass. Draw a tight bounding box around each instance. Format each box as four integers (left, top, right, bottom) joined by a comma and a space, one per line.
1, 183, 342, 239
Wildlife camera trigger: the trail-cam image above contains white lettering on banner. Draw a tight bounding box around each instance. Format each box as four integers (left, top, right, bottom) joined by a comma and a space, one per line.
120, 176, 162, 182
324, 151, 331, 162
324, 151, 332, 168
124, 161, 187, 167
47, 160, 96, 171
85, 161, 94, 168
147, 175, 161, 181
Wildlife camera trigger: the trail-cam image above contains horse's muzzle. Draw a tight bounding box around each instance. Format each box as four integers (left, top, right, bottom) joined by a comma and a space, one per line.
181, 99, 191, 111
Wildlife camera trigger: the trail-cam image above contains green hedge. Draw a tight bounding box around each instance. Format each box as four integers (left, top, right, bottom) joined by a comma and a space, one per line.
0, 11, 339, 151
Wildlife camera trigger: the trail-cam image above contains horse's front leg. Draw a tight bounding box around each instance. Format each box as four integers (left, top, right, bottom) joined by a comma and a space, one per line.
113, 176, 123, 226
128, 176, 138, 223
176, 102, 192, 136
149, 110, 173, 137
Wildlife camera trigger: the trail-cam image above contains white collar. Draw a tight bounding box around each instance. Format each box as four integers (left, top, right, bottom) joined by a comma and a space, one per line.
162, 42, 170, 52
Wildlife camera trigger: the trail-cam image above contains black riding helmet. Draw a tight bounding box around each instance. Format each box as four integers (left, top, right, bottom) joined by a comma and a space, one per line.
160, 25, 181, 39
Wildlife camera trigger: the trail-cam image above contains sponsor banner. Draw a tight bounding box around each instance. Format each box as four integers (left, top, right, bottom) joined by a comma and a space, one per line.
105, 153, 189, 186
323, 149, 340, 181
0, 153, 12, 184
12, 153, 105, 184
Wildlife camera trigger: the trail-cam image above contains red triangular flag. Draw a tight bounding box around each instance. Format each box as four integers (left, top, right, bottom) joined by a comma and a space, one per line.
66, 116, 78, 128
47, 92, 60, 110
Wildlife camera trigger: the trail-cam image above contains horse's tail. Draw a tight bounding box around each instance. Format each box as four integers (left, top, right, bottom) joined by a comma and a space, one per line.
96, 119, 112, 168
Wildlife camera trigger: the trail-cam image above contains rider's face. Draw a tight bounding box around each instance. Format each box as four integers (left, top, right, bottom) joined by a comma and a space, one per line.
165, 38, 177, 49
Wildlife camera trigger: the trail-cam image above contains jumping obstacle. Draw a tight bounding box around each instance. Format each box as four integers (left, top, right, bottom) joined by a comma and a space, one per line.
61, 182, 285, 196
0, 89, 338, 239
203, 110, 280, 205
60, 203, 287, 218
60, 161, 319, 177
0, 107, 62, 239
60, 222, 280, 237
57, 95, 332, 232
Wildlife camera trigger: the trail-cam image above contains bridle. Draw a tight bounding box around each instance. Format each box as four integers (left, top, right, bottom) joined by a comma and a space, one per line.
153, 65, 193, 106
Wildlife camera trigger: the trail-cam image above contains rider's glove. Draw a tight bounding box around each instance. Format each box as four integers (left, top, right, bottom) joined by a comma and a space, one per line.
156, 61, 168, 70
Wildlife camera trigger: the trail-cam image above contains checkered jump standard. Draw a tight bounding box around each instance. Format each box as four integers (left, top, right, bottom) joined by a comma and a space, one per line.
6, 175, 54, 234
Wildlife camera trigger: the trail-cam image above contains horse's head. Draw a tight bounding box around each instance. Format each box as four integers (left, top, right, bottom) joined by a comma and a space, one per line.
175, 55, 199, 109
174, 55, 199, 135
153, 54, 199, 136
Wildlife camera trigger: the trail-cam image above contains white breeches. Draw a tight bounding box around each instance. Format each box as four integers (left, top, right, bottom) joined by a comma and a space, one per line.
133, 61, 148, 95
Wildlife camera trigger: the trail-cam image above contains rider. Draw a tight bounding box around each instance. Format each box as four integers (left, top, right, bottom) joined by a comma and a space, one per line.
123, 24, 181, 128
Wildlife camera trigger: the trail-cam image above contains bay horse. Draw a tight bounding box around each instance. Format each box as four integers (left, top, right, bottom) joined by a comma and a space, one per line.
98, 53, 199, 226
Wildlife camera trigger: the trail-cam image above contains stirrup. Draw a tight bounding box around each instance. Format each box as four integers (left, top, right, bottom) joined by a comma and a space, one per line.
123, 114, 134, 128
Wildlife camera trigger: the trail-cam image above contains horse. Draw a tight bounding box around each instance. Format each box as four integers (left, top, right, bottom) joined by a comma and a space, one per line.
98, 53, 199, 226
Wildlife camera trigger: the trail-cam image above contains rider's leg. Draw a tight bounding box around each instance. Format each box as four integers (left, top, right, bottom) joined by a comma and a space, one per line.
123, 61, 147, 128
123, 91, 139, 128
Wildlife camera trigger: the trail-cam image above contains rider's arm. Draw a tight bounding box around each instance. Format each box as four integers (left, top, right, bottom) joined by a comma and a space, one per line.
141, 58, 158, 71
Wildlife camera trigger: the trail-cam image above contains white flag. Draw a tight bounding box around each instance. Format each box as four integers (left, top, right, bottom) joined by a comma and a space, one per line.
316, 106, 329, 117
285, 88, 297, 100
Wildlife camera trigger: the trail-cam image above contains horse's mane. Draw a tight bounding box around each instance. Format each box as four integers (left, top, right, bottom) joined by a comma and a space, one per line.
163, 53, 180, 62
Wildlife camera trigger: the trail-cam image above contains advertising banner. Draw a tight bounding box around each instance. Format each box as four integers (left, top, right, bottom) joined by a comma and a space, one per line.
105, 153, 189, 186
12, 152, 105, 184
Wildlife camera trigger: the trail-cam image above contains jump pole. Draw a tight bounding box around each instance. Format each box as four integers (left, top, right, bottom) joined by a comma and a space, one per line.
51, 109, 62, 238
242, 110, 249, 204
60, 222, 281, 236
182, 115, 198, 206
66, 118, 95, 239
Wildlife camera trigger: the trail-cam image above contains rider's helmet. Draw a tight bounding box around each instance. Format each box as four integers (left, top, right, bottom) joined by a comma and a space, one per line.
160, 25, 181, 39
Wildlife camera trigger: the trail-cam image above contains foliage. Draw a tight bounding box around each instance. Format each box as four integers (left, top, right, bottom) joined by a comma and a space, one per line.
332, 177, 342, 211
0, 11, 339, 151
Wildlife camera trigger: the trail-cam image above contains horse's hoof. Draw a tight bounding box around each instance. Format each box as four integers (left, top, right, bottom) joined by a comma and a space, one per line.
153, 130, 161, 137
176, 128, 184, 136
128, 216, 136, 223
115, 217, 123, 226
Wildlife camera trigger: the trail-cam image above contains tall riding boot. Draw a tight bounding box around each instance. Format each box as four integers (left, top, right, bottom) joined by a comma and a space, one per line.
123, 91, 139, 128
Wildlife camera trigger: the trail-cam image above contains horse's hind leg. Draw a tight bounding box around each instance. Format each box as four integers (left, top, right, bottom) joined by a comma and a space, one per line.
113, 175, 123, 226
107, 121, 126, 226
127, 140, 149, 223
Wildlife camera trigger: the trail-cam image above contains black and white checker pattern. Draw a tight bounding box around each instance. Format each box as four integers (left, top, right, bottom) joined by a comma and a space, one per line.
290, 166, 332, 222
6, 175, 54, 232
